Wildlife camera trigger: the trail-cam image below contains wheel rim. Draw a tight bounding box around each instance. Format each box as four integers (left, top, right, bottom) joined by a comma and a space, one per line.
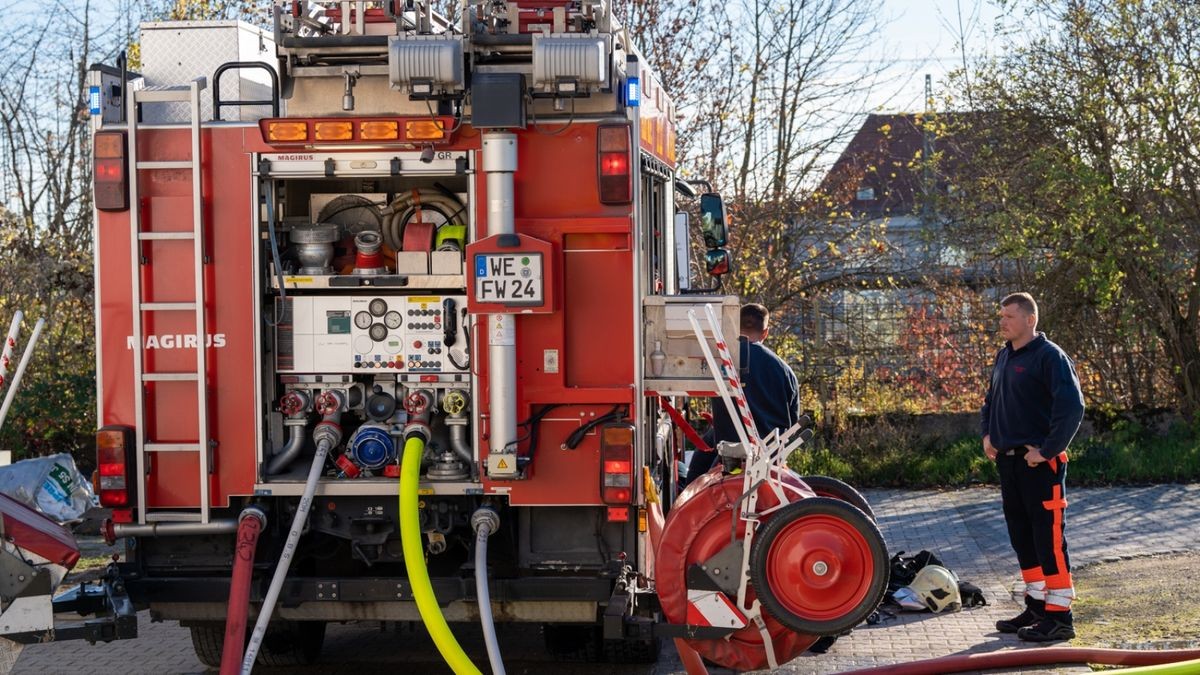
764, 513, 875, 621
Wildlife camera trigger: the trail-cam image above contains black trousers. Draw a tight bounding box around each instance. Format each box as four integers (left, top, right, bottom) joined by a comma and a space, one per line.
997, 451, 1074, 607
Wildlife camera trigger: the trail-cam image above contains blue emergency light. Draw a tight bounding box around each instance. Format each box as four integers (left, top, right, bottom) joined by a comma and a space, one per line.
625, 77, 640, 107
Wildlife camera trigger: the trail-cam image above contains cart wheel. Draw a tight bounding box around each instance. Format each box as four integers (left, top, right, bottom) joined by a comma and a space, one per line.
749, 497, 888, 636
800, 475, 876, 521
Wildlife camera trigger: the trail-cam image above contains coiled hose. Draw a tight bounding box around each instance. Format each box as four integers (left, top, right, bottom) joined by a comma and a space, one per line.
381, 188, 465, 252
400, 434, 481, 675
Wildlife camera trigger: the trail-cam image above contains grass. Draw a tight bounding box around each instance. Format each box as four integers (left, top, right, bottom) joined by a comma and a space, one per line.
788, 421, 1200, 488
1073, 552, 1200, 650
74, 553, 114, 571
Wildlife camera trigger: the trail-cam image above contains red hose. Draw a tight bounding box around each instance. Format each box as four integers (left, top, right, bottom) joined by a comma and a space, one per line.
837, 646, 1200, 675
642, 468, 709, 675
221, 509, 266, 675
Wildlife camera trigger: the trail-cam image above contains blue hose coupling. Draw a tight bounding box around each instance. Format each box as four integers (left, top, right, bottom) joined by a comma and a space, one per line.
347, 423, 397, 471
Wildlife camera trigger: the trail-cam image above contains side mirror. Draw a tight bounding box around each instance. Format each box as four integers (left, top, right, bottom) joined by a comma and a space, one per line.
699, 193, 727, 248
704, 248, 731, 277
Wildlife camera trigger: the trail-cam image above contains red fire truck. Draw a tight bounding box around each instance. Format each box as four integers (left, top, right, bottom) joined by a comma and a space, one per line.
29, 1, 888, 670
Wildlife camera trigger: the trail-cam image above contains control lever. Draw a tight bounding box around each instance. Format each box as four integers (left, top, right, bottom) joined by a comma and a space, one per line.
443, 298, 458, 346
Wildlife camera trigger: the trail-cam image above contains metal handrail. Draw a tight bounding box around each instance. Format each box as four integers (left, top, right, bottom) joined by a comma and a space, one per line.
213, 62, 280, 121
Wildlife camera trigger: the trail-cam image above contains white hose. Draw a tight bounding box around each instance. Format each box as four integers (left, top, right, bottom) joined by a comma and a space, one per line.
472, 510, 504, 675
0, 318, 44, 432
241, 424, 337, 674
0, 310, 23, 389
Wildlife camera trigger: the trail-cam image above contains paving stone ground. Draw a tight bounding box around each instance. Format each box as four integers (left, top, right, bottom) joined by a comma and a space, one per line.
8, 484, 1200, 674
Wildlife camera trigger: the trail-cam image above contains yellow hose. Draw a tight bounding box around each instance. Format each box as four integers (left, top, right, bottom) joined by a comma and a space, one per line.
400, 436, 481, 675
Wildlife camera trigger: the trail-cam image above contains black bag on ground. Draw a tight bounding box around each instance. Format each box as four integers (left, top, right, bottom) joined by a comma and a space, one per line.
887, 549, 945, 593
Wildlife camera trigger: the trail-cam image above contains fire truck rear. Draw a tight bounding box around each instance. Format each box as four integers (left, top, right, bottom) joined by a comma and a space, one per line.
82, 0, 739, 667
57, 1, 892, 670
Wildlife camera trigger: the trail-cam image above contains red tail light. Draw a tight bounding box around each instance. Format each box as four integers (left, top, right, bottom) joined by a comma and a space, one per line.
94, 131, 128, 211
597, 125, 632, 204
96, 426, 133, 507
600, 423, 635, 504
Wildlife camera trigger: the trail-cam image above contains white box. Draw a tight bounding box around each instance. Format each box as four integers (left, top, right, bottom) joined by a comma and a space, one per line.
431, 251, 464, 275
139, 21, 277, 123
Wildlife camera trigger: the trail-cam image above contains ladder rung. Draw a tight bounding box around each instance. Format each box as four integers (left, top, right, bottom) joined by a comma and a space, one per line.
138, 232, 196, 240
142, 372, 200, 382
145, 442, 202, 452
136, 160, 194, 170
141, 302, 197, 311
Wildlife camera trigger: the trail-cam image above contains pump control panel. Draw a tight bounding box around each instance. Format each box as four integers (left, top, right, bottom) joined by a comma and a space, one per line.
277, 295, 468, 373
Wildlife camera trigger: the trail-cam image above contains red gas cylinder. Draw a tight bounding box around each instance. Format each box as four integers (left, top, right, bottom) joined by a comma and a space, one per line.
657, 468, 887, 671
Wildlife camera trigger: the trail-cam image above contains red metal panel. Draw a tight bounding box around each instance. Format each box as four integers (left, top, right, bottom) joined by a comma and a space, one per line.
97, 126, 258, 510
475, 122, 637, 505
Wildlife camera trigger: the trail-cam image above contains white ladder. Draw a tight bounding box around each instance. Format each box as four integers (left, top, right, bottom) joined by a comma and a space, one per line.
126, 78, 212, 524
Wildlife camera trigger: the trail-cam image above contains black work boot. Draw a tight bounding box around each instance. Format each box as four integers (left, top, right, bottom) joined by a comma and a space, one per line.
1017, 612, 1075, 642
996, 598, 1044, 634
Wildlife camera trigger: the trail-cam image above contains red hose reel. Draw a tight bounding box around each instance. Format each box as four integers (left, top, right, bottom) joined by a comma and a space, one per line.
657, 469, 888, 671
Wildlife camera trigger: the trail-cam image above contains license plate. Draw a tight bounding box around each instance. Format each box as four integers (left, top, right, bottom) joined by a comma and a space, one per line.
474, 252, 544, 305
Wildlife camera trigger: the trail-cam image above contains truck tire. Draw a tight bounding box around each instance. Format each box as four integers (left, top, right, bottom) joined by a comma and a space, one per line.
542, 624, 601, 662
189, 620, 327, 668
189, 623, 224, 668
258, 620, 327, 666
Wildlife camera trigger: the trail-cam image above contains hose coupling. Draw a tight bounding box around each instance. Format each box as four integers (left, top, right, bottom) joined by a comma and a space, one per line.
404, 422, 432, 444
471, 506, 501, 536
239, 504, 268, 527
314, 419, 344, 449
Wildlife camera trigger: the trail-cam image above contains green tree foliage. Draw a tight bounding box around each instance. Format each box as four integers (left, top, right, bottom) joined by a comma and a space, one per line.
937, 0, 1200, 417
0, 5, 101, 462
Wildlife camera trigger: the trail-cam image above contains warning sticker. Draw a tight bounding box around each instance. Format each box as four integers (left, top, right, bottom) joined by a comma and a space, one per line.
489, 315, 515, 346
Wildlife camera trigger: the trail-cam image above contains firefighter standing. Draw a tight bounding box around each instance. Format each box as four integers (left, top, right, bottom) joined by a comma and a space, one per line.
982, 292, 1085, 642
683, 303, 799, 487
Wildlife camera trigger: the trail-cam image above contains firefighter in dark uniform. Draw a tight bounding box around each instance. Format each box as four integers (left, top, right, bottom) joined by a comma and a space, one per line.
982, 292, 1085, 642
683, 303, 799, 487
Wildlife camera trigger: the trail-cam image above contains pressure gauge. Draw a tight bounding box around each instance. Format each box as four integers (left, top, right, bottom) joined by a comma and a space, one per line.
369, 323, 388, 342
354, 311, 373, 329
384, 310, 402, 329
369, 298, 388, 317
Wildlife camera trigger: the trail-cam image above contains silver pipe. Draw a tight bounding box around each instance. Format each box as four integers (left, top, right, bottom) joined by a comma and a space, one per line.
266, 418, 310, 475
482, 133, 518, 458
447, 422, 473, 467
113, 519, 239, 538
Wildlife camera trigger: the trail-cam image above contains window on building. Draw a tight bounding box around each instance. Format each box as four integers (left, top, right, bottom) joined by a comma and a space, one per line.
856, 186, 876, 201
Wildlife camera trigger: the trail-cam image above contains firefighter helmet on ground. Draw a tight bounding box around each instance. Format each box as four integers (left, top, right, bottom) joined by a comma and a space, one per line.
908, 565, 962, 613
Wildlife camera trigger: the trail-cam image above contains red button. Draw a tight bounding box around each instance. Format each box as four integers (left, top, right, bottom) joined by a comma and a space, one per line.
413, 341, 422, 349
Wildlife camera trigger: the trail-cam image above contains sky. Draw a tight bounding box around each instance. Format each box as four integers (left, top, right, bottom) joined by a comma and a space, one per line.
870, 0, 1007, 113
